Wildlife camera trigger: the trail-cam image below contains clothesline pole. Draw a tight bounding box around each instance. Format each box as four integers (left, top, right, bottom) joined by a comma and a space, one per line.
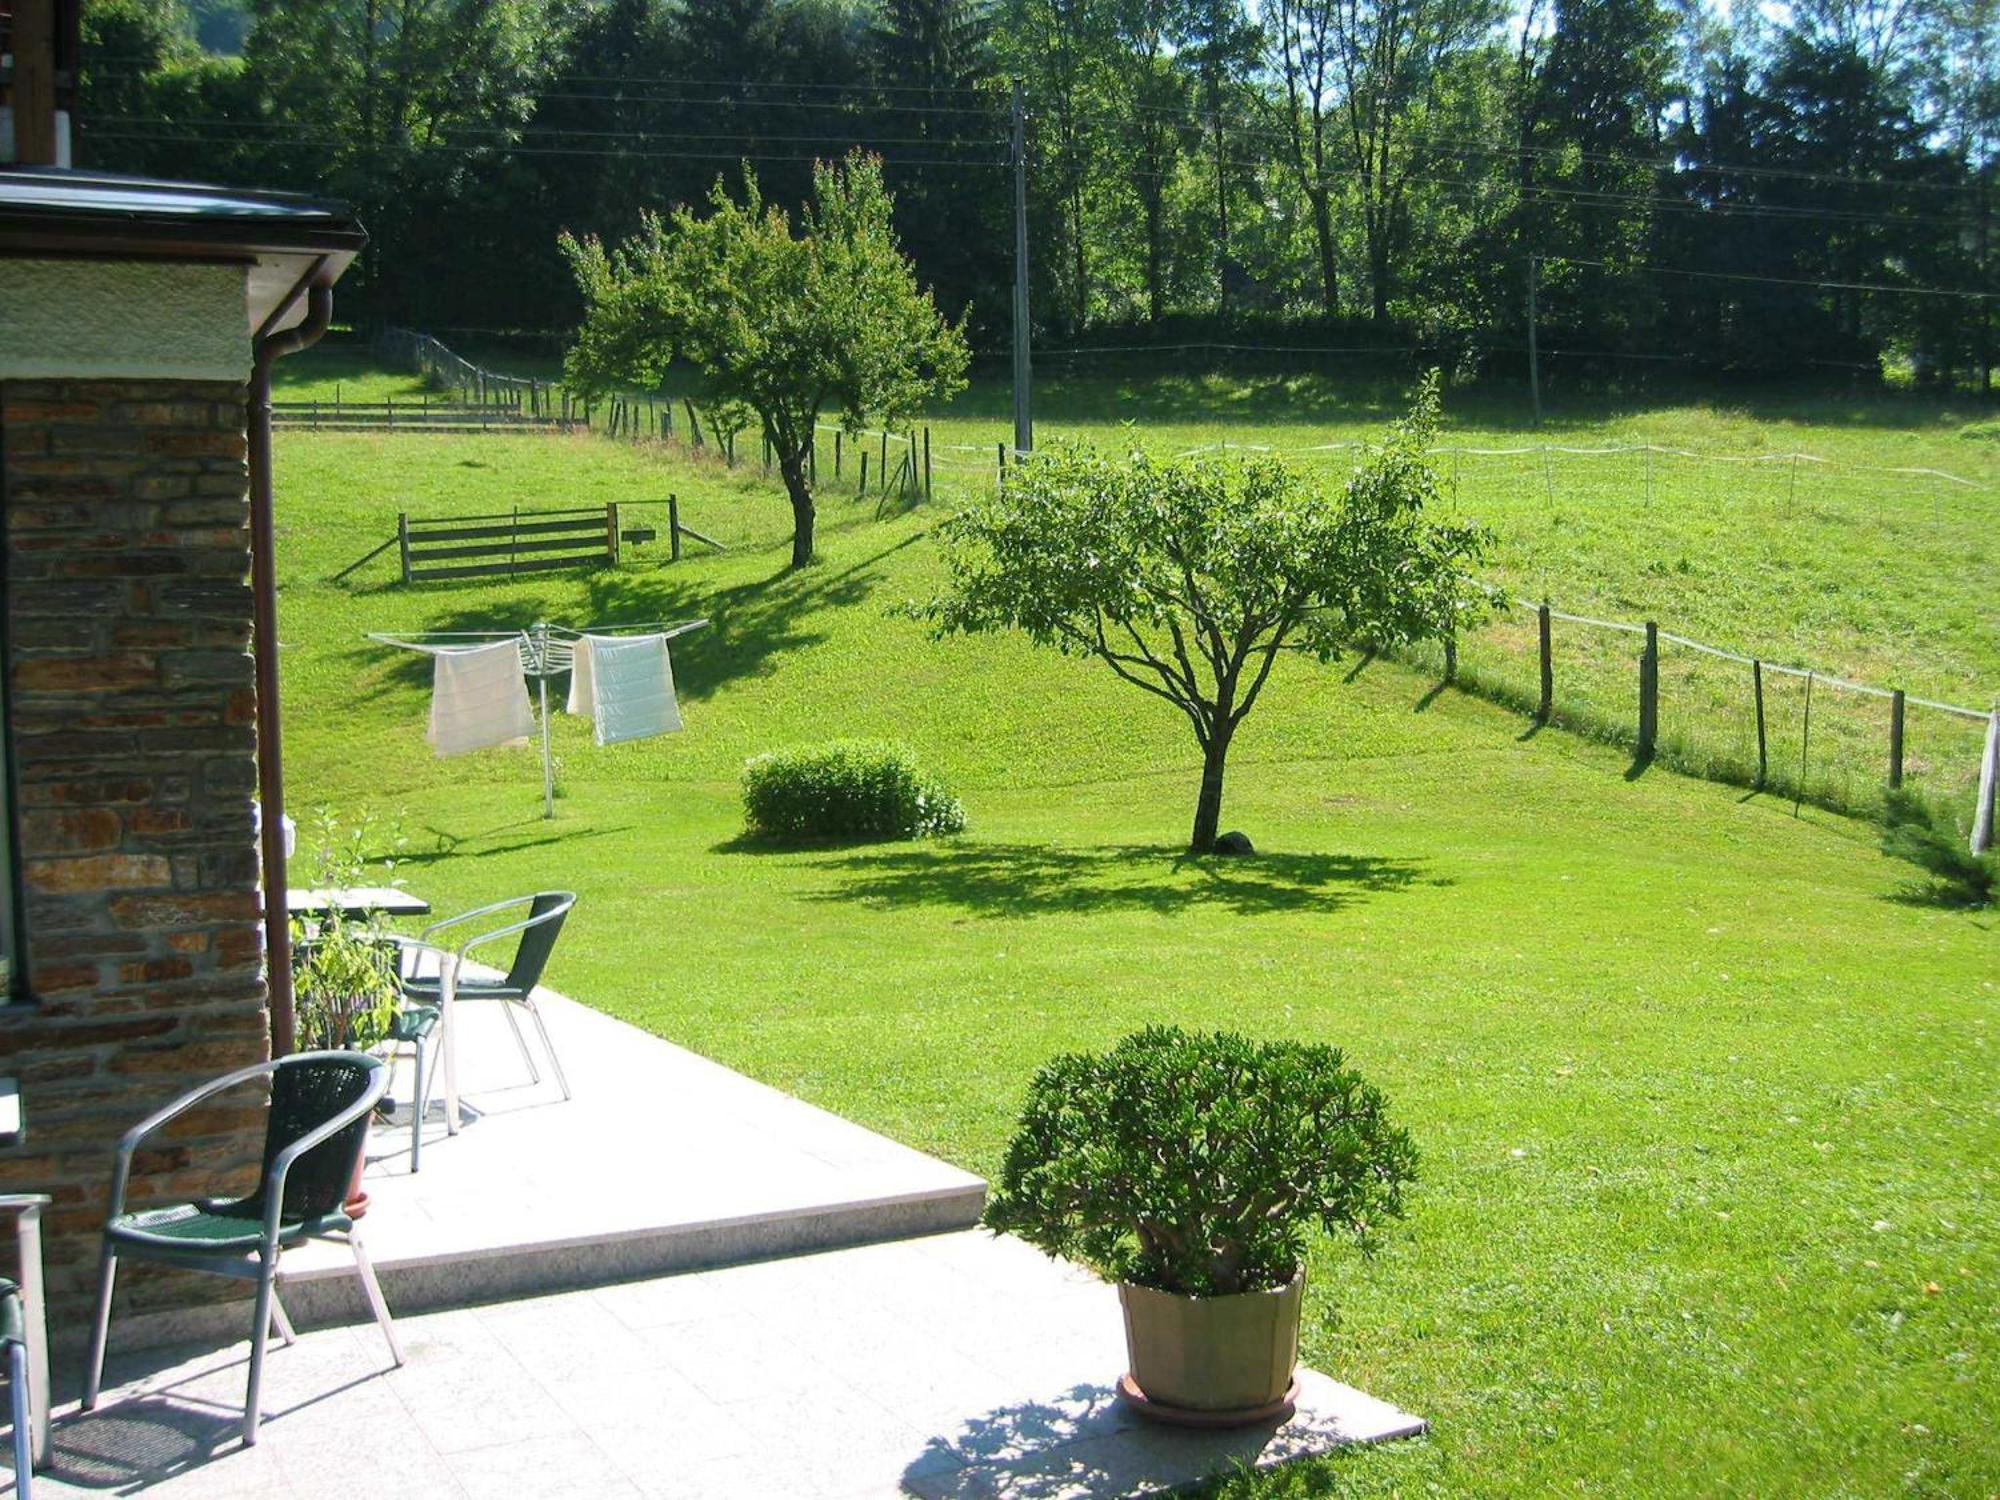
539, 674, 554, 819
534, 622, 556, 819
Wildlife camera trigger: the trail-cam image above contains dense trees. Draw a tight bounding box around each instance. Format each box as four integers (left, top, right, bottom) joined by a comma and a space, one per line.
81, 0, 1999, 389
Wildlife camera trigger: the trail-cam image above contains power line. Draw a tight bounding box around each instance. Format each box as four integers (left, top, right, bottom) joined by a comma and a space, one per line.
1555, 255, 1999, 301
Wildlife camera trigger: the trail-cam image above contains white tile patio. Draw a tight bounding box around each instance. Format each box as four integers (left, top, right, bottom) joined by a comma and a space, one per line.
23, 1231, 1425, 1499
120, 982, 987, 1341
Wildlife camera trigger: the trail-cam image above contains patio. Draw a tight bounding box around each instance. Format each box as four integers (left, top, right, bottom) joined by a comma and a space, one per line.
26, 988, 1424, 1498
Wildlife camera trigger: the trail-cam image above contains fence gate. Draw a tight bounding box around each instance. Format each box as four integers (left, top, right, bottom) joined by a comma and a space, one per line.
398, 504, 620, 583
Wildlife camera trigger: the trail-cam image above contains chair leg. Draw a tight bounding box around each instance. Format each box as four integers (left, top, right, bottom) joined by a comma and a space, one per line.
243, 1252, 277, 1446
80, 1246, 117, 1411
270, 1292, 298, 1348
409, 1034, 427, 1174
348, 1232, 403, 1368
500, 1002, 541, 1086
9, 1339, 32, 1498
523, 998, 571, 1102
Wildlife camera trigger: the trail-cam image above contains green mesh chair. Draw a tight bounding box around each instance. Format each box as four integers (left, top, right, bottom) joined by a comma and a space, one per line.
81, 1052, 403, 1446
396, 892, 577, 1135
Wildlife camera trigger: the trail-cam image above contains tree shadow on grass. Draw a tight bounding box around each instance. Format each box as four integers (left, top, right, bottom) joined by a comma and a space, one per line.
795, 841, 1440, 919
337, 533, 917, 704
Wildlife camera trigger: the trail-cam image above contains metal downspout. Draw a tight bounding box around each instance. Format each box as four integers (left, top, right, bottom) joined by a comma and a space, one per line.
249, 274, 333, 1056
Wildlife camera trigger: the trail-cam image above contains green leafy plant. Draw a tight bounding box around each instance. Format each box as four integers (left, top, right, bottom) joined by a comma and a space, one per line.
984, 1027, 1416, 1296
291, 808, 407, 1051
741, 739, 965, 843
1881, 789, 1995, 907
909, 373, 1490, 853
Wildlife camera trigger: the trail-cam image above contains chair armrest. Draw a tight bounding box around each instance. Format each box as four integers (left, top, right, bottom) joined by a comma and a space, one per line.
107, 1060, 283, 1221
418, 895, 537, 947
0, 1195, 51, 1216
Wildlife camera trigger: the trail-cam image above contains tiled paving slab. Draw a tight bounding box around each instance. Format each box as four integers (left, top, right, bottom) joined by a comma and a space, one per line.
114, 982, 987, 1345
20, 1232, 1423, 1499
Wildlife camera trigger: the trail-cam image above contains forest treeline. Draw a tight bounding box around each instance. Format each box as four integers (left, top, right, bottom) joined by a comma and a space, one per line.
81, 0, 1998, 387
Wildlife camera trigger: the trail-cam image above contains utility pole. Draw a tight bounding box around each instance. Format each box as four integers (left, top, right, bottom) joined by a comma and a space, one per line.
1011, 78, 1034, 459
1526, 254, 1543, 425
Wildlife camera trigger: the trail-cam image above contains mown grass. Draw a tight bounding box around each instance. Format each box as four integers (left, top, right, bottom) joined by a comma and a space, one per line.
269, 404, 1998, 1499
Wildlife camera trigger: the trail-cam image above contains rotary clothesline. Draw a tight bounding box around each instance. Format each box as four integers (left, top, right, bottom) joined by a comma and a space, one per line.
367, 620, 709, 818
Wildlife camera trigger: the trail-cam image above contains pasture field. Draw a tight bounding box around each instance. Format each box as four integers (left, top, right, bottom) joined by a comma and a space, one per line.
269, 393, 1997, 1497
283, 345, 1998, 817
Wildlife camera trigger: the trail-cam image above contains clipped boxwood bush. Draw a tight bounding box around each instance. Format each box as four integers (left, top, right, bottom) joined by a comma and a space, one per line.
741, 739, 965, 843
983, 1027, 1416, 1296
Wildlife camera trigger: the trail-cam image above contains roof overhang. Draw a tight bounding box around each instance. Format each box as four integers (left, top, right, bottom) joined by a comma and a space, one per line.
0, 165, 366, 333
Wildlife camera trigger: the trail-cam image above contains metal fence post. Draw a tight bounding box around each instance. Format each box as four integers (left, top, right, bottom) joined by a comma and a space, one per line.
1753, 659, 1767, 789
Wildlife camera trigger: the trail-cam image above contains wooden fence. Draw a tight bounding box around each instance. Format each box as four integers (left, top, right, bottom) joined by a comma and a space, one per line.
370, 496, 724, 584
275, 398, 575, 434
398, 506, 623, 583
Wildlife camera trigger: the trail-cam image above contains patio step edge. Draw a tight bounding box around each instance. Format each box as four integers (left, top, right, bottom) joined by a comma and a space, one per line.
96, 1178, 987, 1356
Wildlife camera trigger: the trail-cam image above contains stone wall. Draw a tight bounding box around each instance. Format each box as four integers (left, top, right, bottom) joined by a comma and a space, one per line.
0, 378, 271, 1319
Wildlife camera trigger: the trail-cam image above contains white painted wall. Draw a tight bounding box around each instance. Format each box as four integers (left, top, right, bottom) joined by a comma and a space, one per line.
0, 259, 249, 380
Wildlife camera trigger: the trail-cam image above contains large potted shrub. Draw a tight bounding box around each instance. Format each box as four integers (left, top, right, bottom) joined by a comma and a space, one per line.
983, 1027, 1416, 1426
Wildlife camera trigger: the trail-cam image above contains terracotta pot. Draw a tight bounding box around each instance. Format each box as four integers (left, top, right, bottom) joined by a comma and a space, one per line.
1117, 1271, 1303, 1425
343, 1119, 372, 1219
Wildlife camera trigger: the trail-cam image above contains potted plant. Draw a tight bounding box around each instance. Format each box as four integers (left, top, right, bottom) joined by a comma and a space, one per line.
982, 1026, 1416, 1427
290, 810, 407, 1214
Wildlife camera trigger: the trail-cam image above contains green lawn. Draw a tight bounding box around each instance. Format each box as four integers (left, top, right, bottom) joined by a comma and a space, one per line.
271, 410, 1997, 1498
284, 344, 1998, 819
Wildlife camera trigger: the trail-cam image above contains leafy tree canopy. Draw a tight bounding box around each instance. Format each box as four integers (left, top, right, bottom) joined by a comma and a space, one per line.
912, 372, 1491, 853
561, 151, 970, 568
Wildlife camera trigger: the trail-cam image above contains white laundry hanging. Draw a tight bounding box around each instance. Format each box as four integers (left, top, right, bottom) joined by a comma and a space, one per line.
427, 639, 535, 757
370, 618, 707, 816
573, 633, 683, 746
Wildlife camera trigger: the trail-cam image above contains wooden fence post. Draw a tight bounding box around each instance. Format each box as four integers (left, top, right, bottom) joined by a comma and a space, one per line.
1753, 659, 1768, 789
923, 427, 932, 499
669, 494, 682, 562
608, 502, 621, 565
1443, 634, 1457, 683
1537, 602, 1553, 723
834, 430, 842, 479
1637, 621, 1659, 760
879, 429, 888, 481
859, 451, 869, 495
397, 512, 412, 584
1889, 688, 1906, 789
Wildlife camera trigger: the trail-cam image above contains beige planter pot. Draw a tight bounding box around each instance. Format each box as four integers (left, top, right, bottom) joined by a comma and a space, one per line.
1117, 1271, 1303, 1425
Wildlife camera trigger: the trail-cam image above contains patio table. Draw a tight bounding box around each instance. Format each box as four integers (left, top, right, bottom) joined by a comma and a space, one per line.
288, 887, 432, 920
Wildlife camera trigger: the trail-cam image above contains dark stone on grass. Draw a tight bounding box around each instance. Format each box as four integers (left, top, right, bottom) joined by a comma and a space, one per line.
1213, 831, 1255, 857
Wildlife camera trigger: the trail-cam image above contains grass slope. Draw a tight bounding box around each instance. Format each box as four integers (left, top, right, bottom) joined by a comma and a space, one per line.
282, 346, 2000, 818
273, 422, 1998, 1498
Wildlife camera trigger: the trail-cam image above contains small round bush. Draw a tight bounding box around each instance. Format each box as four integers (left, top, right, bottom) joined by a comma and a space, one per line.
983, 1027, 1416, 1296
741, 739, 966, 843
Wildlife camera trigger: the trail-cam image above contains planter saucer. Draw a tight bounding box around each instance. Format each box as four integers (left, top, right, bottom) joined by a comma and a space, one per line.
1115, 1372, 1301, 1429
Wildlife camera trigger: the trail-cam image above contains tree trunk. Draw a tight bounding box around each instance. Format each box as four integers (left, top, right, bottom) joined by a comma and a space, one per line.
1309, 188, 1340, 318
779, 450, 815, 568
1188, 722, 1234, 854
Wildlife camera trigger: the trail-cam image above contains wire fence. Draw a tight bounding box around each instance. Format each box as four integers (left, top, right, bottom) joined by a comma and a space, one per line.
1396, 595, 1995, 828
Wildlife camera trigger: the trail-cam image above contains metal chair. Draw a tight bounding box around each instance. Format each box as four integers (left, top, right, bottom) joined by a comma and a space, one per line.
396, 892, 577, 1134
82, 1052, 403, 1446
0, 1194, 49, 1489
2, 1278, 31, 1497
